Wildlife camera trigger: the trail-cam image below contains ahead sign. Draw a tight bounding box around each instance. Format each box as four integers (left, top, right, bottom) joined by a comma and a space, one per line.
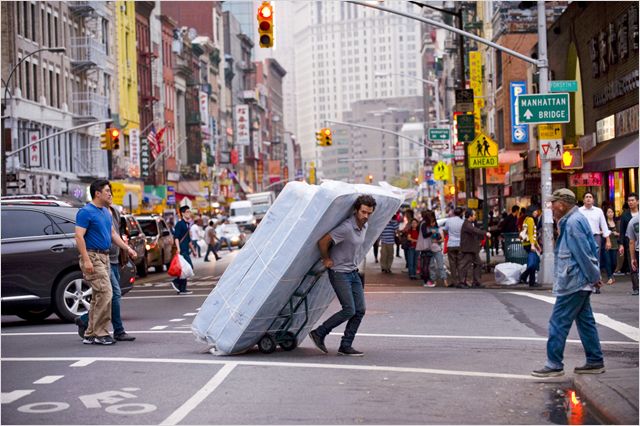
516, 93, 570, 124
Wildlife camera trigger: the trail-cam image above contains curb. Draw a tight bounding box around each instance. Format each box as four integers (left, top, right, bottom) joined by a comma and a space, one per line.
573, 368, 639, 425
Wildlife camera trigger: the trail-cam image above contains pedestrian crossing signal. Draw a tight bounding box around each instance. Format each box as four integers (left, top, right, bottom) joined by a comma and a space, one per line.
560, 146, 583, 170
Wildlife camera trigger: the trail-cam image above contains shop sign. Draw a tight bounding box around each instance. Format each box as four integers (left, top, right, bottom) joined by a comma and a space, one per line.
596, 115, 615, 143
28, 131, 40, 167
615, 104, 639, 137
140, 130, 150, 178
257, 159, 264, 182
570, 172, 604, 187
268, 160, 281, 183
234, 105, 250, 146
509, 82, 529, 143
588, 7, 637, 79
454, 141, 466, 163
166, 172, 180, 182
593, 69, 639, 107
469, 51, 483, 100
486, 164, 509, 185
578, 133, 597, 153
230, 149, 238, 165
129, 128, 140, 178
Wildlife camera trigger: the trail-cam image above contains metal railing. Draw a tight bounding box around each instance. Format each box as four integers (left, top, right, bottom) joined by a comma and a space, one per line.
70, 36, 106, 71
72, 92, 108, 119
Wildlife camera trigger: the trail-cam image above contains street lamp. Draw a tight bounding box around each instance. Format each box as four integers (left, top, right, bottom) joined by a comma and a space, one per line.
2, 46, 66, 195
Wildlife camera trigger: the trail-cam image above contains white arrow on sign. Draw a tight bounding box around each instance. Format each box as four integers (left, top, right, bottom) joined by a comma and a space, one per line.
524, 110, 533, 120
514, 128, 526, 140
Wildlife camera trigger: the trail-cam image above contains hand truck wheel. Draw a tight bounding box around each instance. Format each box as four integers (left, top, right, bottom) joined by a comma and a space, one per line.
279, 331, 297, 351
258, 334, 276, 354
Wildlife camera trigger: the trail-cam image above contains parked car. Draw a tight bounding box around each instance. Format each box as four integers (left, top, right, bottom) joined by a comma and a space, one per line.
120, 214, 148, 277
1, 204, 135, 323
218, 223, 247, 248
135, 215, 174, 272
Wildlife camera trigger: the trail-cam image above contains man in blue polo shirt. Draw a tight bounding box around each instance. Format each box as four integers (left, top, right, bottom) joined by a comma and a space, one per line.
75, 180, 137, 345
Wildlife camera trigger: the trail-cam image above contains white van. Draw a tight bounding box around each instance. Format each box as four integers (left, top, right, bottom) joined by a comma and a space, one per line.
229, 200, 256, 231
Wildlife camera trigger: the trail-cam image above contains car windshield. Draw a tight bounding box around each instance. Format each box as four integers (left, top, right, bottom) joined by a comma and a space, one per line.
253, 205, 269, 215
231, 207, 252, 216
137, 219, 158, 236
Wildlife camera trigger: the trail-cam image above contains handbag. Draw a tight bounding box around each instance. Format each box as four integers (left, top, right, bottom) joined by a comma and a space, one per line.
416, 223, 431, 252
519, 223, 529, 242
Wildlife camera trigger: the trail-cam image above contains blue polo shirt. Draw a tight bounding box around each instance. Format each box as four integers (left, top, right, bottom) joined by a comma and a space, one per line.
76, 203, 112, 251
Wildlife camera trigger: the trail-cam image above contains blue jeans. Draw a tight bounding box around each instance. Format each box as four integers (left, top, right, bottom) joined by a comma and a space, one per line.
407, 247, 418, 277
80, 263, 124, 335
215, 237, 233, 251
546, 290, 603, 369
172, 252, 193, 292
602, 249, 618, 279
315, 270, 366, 349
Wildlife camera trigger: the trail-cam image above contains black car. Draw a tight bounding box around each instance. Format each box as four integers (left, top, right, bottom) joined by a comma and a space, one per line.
120, 214, 148, 277
1, 204, 136, 322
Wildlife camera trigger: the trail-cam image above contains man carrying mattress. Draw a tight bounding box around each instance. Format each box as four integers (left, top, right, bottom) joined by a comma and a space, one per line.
309, 195, 377, 356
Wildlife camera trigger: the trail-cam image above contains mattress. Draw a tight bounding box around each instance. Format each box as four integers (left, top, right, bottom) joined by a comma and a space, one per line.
191, 180, 403, 355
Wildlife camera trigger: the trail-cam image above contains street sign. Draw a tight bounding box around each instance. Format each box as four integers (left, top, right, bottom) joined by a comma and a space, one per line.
467, 133, 499, 169
428, 128, 450, 141
433, 161, 450, 181
538, 124, 563, 140
455, 89, 474, 113
509, 82, 529, 144
454, 142, 465, 163
516, 93, 570, 124
456, 114, 475, 142
7, 179, 27, 189
549, 80, 578, 93
539, 139, 563, 161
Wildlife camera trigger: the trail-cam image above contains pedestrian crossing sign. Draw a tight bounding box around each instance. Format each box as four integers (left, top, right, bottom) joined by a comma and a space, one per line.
433, 161, 451, 181
467, 133, 499, 169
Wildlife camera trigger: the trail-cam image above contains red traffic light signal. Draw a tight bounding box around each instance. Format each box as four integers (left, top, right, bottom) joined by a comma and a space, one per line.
257, 2, 274, 48
560, 146, 583, 170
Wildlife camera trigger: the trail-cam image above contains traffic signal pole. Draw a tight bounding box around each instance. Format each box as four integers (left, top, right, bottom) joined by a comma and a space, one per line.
348, 0, 554, 285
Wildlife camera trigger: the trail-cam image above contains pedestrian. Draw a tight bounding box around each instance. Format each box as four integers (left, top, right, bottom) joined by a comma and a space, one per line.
190, 217, 203, 258
74, 180, 138, 345
532, 189, 605, 377
519, 205, 542, 287
309, 195, 377, 356
379, 215, 399, 273
503, 206, 520, 234
443, 207, 464, 287
399, 209, 414, 268
579, 192, 611, 294
459, 209, 491, 289
203, 220, 221, 262
171, 205, 195, 295
394, 210, 403, 257
215, 221, 233, 252
618, 193, 638, 275
626, 213, 639, 296
426, 212, 447, 287
516, 207, 526, 231
75, 203, 136, 342
406, 218, 420, 280
372, 238, 380, 263
602, 207, 620, 286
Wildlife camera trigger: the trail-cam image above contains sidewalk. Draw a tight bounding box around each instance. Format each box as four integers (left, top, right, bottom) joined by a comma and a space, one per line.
362, 249, 639, 425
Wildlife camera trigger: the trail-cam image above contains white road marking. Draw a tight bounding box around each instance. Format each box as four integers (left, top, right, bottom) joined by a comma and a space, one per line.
183, 313, 197, 317
70, 359, 94, 367
33, 375, 64, 384
508, 291, 640, 342
125, 294, 207, 300
151, 326, 168, 330
3, 357, 537, 381
169, 319, 185, 322
1, 389, 34, 404
160, 363, 236, 425
365, 291, 458, 294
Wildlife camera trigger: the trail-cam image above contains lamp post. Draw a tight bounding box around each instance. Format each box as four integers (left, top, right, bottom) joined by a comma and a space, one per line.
2, 46, 66, 195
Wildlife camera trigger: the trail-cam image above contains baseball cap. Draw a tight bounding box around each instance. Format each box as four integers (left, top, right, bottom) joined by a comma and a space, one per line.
549, 188, 576, 204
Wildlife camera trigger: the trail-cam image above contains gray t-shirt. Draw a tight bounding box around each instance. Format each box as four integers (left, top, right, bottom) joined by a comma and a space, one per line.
444, 216, 464, 248
328, 215, 367, 273
626, 215, 639, 252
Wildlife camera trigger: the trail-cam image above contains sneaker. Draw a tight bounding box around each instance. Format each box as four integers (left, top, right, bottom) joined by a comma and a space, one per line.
179, 291, 193, 295
531, 366, 564, 377
93, 335, 116, 345
574, 363, 605, 374
613, 271, 626, 276
456, 283, 470, 289
203, 259, 210, 262
75, 316, 87, 339
170, 281, 180, 292
309, 329, 328, 354
424, 281, 436, 288
337, 346, 364, 357
114, 332, 136, 342
82, 336, 95, 345
632, 289, 639, 296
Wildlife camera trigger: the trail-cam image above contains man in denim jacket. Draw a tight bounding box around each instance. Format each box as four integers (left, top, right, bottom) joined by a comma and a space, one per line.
532, 189, 605, 377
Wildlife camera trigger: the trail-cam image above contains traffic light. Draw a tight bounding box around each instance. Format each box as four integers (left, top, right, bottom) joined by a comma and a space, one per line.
560, 146, 583, 170
110, 128, 120, 150
100, 129, 111, 150
316, 130, 324, 146
322, 128, 332, 146
257, 1, 274, 48
367, 174, 373, 184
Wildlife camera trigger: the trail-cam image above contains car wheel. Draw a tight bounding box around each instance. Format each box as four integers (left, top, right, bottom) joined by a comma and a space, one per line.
137, 254, 148, 277
54, 271, 92, 322
16, 306, 54, 322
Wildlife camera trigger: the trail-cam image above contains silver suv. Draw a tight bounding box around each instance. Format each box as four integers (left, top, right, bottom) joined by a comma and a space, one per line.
135, 215, 174, 272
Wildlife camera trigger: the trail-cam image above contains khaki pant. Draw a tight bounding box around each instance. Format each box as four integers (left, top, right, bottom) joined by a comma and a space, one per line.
460, 251, 482, 285
380, 243, 395, 271
447, 247, 462, 285
80, 252, 112, 337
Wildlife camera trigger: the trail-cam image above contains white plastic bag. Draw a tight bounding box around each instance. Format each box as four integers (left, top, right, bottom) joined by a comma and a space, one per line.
494, 262, 526, 285
179, 254, 194, 279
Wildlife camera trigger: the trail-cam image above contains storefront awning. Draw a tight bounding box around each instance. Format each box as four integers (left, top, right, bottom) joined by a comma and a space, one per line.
498, 150, 524, 165
583, 133, 639, 172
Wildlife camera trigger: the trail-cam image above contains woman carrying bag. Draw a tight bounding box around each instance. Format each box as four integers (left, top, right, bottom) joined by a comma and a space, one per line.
416, 211, 433, 286
519, 205, 541, 287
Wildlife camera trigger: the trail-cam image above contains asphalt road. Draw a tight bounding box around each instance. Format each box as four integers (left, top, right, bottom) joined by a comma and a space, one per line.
2, 250, 638, 425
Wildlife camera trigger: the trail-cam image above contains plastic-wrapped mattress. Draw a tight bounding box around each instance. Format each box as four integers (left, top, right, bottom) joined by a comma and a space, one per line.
191, 180, 403, 355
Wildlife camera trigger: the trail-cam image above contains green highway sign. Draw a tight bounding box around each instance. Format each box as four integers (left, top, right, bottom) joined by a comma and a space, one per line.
516, 93, 570, 124
428, 128, 450, 141
549, 80, 578, 93
456, 114, 475, 142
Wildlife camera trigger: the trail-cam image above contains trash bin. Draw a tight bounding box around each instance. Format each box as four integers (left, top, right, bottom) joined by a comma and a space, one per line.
503, 232, 527, 265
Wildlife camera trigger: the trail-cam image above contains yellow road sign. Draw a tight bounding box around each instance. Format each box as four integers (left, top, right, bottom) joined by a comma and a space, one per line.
433, 161, 451, 181
538, 124, 563, 140
467, 132, 499, 169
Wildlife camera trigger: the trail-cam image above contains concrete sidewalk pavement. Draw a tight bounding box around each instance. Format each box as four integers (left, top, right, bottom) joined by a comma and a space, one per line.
362, 249, 639, 425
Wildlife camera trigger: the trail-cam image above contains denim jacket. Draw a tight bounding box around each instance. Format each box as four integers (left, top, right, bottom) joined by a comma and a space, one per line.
553, 206, 600, 296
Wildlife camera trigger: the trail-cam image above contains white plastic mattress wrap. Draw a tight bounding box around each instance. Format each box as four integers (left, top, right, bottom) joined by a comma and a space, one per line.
191, 180, 403, 355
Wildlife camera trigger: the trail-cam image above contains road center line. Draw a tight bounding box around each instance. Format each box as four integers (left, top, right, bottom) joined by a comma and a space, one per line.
508, 291, 640, 342
33, 375, 64, 384
160, 363, 236, 425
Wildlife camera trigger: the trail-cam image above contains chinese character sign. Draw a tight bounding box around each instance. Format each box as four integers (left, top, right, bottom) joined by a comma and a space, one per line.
235, 105, 250, 146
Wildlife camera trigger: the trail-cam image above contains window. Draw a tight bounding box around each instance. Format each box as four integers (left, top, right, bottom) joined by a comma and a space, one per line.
54, 15, 58, 46
1, 210, 57, 238
56, 72, 60, 108
495, 52, 502, 88
47, 11, 52, 47
16, 2, 22, 36
102, 18, 109, 55
23, 2, 28, 37
30, 2, 36, 41
49, 69, 54, 106
32, 63, 38, 101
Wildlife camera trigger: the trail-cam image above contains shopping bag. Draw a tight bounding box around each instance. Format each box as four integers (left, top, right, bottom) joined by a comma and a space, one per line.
168, 254, 182, 277
495, 262, 527, 285
179, 254, 194, 279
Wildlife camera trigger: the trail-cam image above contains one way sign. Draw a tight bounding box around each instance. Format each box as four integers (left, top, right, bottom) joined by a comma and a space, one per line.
540, 139, 563, 161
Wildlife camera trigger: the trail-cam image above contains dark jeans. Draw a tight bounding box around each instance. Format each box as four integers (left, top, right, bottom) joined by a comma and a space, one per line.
632, 250, 639, 291
603, 248, 618, 280
520, 245, 537, 286
80, 263, 124, 335
172, 252, 193, 292
546, 290, 603, 370
373, 240, 379, 261
315, 270, 365, 349
204, 244, 220, 261
407, 247, 418, 277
